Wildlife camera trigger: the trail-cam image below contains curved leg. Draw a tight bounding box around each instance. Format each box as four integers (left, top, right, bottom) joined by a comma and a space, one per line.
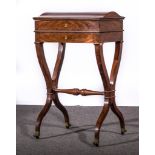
34, 42, 53, 138
93, 101, 109, 146
34, 42, 70, 139
34, 94, 52, 138
52, 93, 70, 128
94, 42, 126, 146
110, 41, 123, 86
52, 43, 70, 128
35, 42, 52, 88
94, 43, 111, 89
110, 101, 126, 134
94, 43, 111, 146
110, 41, 126, 134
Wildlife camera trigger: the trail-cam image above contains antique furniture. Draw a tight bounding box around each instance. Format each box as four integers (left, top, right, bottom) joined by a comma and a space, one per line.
33, 12, 126, 146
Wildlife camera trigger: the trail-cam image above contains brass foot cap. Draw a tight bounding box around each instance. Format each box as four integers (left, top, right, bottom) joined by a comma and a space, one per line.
121, 128, 127, 135
65, 122, 71, 129
93, 139, 99, 147
33, 131, 40, 139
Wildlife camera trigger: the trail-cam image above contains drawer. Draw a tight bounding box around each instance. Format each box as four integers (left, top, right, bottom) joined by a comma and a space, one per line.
35, 20, 99, 32
36, 32, 96, 43
35, 32, 123, 43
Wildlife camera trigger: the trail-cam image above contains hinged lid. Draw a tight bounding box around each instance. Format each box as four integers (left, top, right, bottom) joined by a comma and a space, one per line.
33, 12, 124, 20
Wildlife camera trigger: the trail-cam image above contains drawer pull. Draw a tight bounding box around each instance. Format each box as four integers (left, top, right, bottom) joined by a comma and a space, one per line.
64, 23, 68, 28
65, 35, 68, 40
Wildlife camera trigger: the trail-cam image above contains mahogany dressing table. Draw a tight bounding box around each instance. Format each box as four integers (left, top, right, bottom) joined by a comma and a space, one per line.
33, 12, 127, 146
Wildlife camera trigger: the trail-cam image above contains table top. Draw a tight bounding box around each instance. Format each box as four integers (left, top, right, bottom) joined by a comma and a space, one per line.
33, 12, 124, 21
34, 11, 124, 43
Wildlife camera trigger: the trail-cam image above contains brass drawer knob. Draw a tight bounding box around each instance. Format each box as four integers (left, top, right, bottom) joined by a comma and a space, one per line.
64, 23, 68, 28
65, 35, 68, 40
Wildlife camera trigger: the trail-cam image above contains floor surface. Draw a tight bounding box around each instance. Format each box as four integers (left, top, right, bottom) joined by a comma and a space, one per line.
16, 105, 139, 155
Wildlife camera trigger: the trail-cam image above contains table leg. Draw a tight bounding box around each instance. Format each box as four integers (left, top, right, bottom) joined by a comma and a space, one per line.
51, 43, 70, 128
94, 100, 109, 146
93, 42, 126, 146
109, 41, 126, 134
34, 42, 70, 139
94, 43, 111, 146
110, 101, 126, 134
34, 42, 53, 138
34, 94, 52, 138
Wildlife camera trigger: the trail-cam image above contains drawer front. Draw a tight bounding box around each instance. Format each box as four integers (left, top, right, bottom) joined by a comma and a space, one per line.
36, 32, 95, 43
35, 32, 123, 43
35, 20, 99, 32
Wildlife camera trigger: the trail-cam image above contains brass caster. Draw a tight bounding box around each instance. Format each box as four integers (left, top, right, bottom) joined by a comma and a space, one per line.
121, 128, 127, 135
93, 138, 99, 147
65, 122, 71, 129
33, 131, 40, 139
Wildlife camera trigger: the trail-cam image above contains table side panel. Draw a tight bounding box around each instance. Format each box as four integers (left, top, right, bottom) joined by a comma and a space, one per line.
99, 20, 123, 32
